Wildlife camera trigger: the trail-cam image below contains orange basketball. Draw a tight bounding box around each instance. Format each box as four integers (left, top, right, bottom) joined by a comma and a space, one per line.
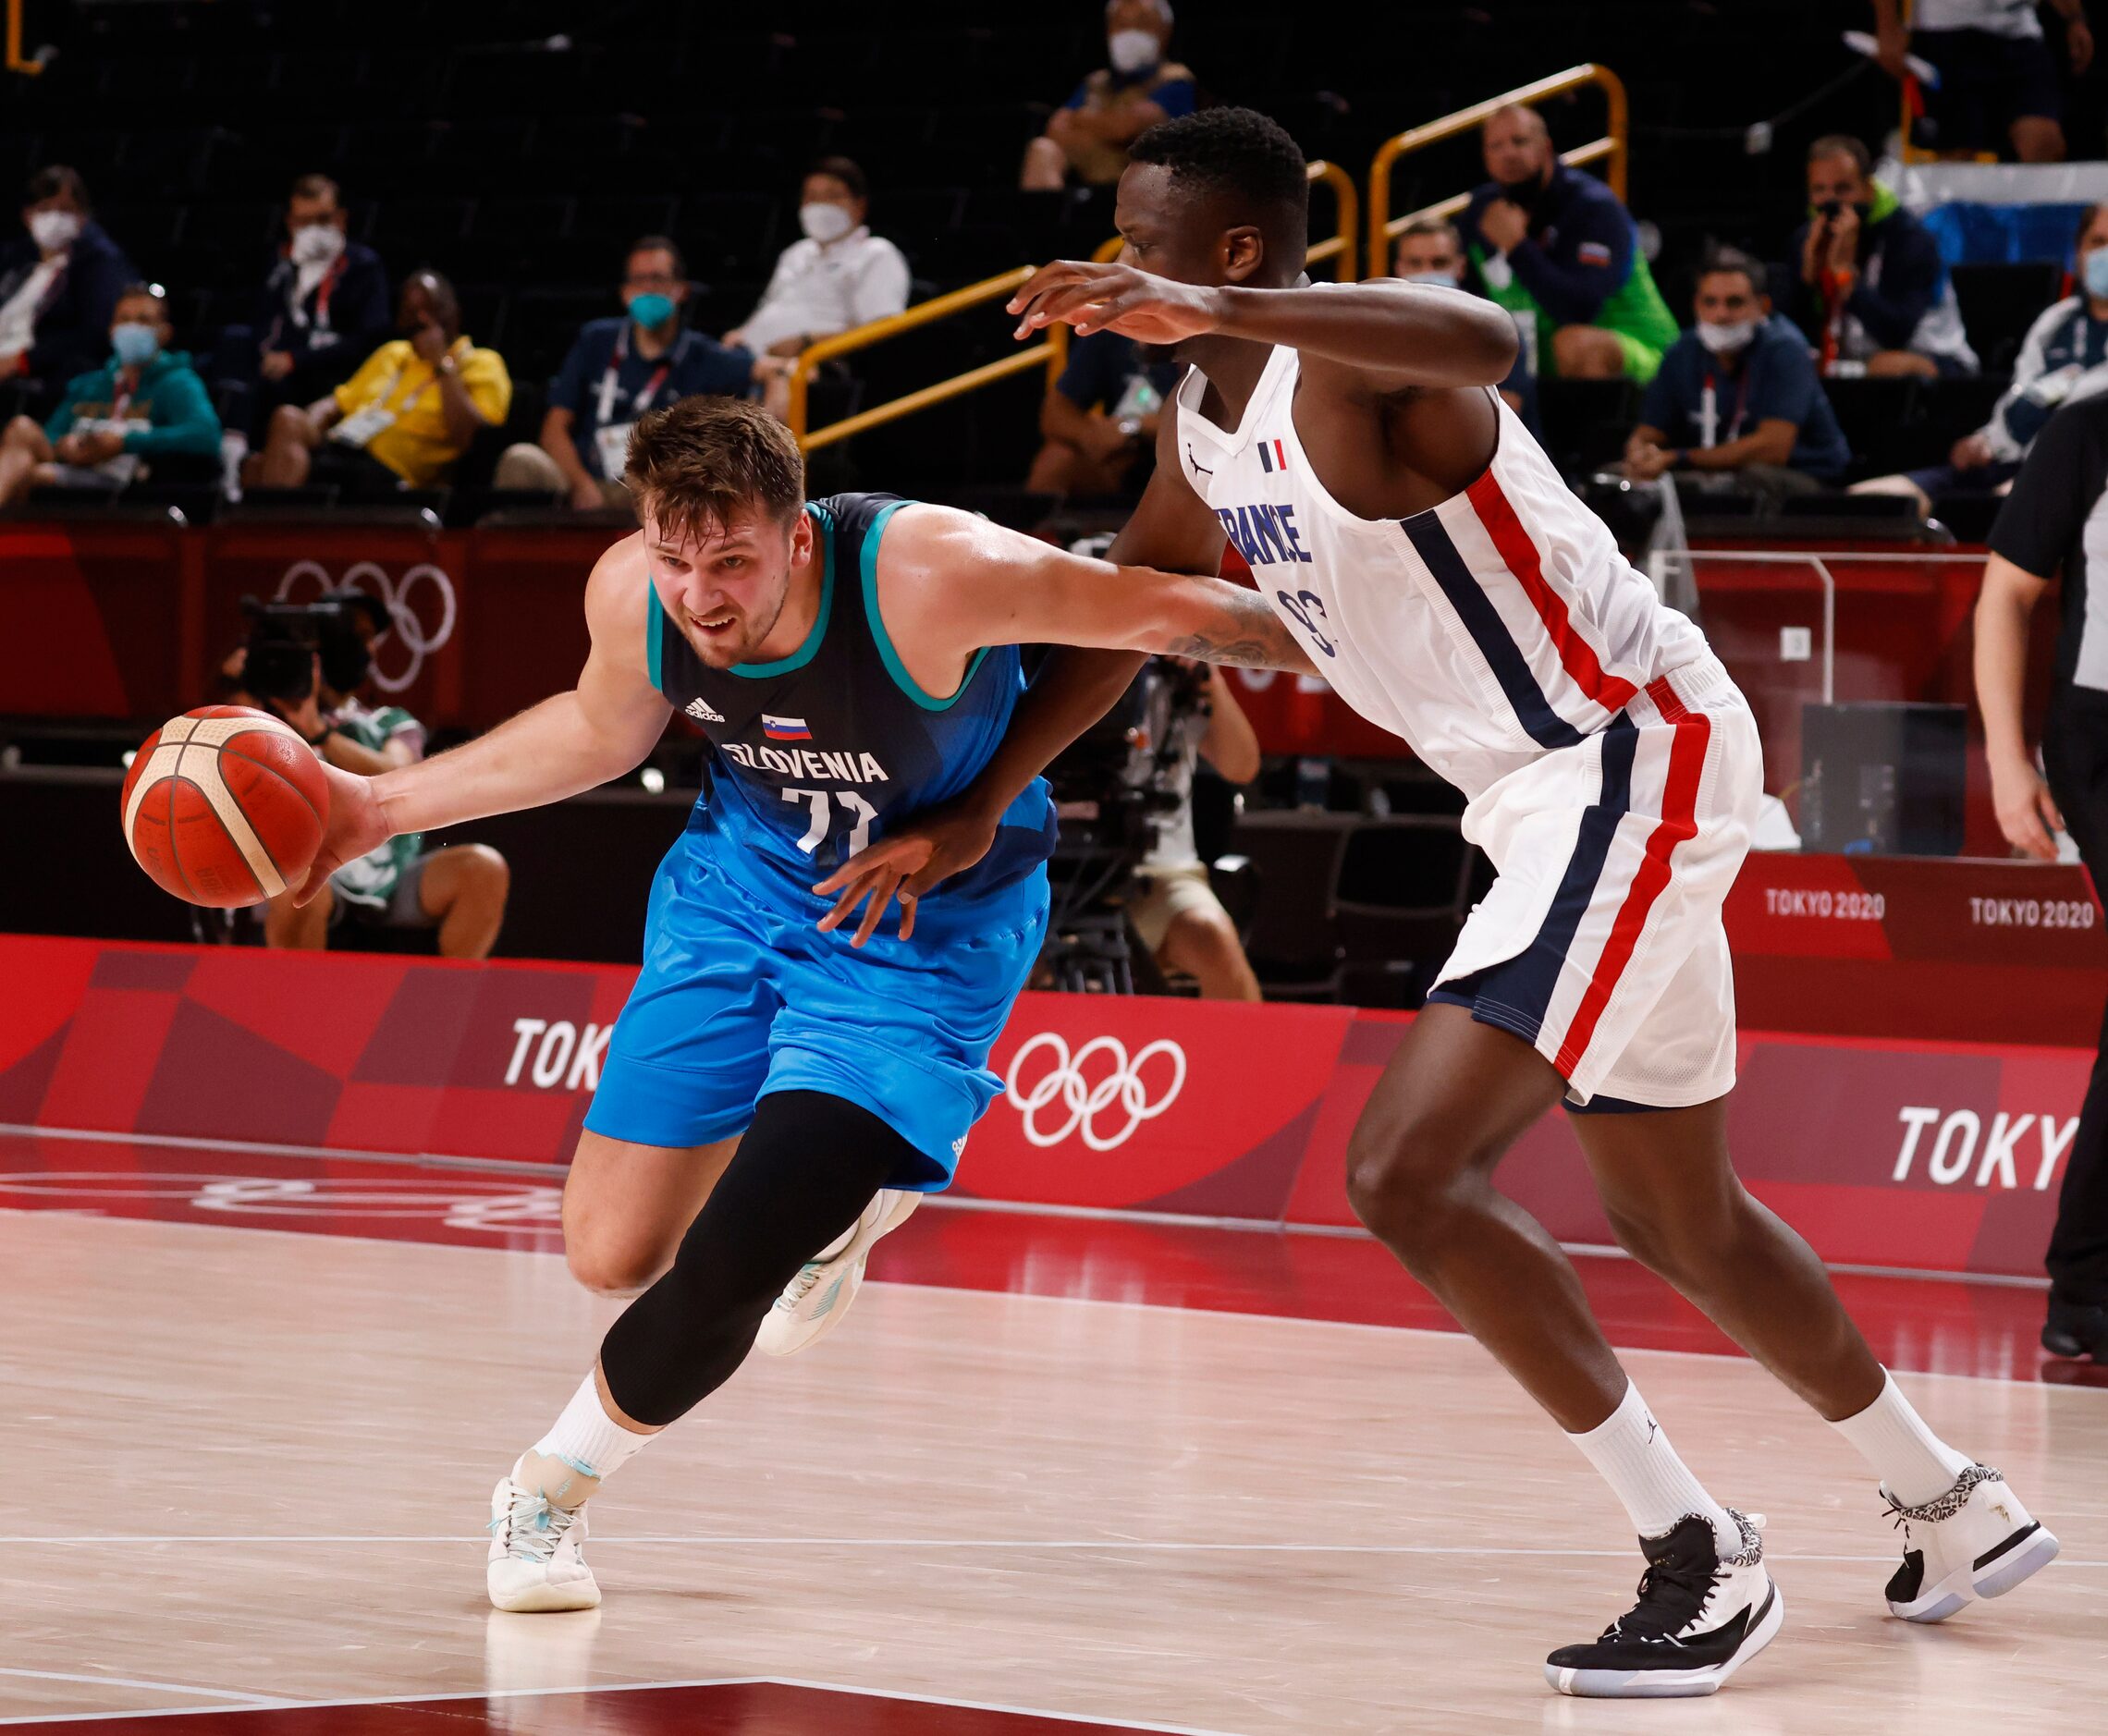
121, 706, 332, 908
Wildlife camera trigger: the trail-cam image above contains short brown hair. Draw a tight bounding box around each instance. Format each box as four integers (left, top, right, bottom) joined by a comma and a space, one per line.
1808, 134, 1871, 176
289, 173, 341, 208
625, 397, 805, 545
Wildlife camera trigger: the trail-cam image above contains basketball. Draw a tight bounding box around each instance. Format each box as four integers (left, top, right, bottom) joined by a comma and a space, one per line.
120, 706, 332, 908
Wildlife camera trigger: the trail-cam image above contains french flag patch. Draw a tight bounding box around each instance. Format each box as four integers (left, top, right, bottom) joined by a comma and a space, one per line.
1576, 240, 1612, 267
1256, 437, 1290, 473
762, 714, 812, 741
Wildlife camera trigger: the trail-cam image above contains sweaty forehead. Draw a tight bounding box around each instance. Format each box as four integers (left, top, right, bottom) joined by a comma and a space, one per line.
1118, 162, 1235, 238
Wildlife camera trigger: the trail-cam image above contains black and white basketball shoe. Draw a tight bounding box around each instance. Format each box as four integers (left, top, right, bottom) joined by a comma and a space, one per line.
1545, 1509, 1781, 1698
1882, 1463, 2059, 1621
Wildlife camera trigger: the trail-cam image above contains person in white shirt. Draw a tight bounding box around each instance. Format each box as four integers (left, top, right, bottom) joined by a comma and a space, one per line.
726, 157, 911, 420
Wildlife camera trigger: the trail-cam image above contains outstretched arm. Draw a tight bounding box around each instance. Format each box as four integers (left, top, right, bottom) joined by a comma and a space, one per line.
293, 538, 673, 901
1011, 260, 1518, 394
886, 502, 1316, 673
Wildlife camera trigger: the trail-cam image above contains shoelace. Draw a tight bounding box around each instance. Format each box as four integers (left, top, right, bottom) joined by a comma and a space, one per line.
486, 1484, 577, 1565
1604, 1557, 1715, 1644
777, 1260, 830, 1311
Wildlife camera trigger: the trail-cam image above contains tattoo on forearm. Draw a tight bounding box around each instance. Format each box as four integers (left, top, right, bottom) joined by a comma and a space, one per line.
1164, 588, 1310, 670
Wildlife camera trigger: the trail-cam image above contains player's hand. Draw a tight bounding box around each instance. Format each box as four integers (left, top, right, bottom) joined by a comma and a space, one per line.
1009, 260, 1225, 344
1989, 750, 2065, 862
1874, 18, 1911, 80
260, 349, 296, 382
1477, 198, 1530, 255
290, 760, 391, 905
810, 798, 1003, 947
410, 319, 448, 364
2071, 15, 2095, 77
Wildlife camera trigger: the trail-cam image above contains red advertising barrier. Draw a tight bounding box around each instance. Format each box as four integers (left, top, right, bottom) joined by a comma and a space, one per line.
0, 933, 2088, 1279
0, 525, 2059, 764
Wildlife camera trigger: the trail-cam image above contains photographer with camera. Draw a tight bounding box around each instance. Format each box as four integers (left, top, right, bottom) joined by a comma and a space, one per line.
1123, 657, 1263, 1000
227, 597, 509, 958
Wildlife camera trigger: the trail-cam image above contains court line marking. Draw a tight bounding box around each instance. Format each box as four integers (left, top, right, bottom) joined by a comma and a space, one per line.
0, 1121, 2059, 1289
8, 1535, 2104, 1568
0, 1131, 2090, 1393
0, 1674, 1243, 1733
0, 1669, 294, 1706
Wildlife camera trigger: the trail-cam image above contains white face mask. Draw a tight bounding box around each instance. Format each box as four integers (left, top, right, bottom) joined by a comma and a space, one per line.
290, 223, 345, 266
1403, 269, 1463, 288
1108, 29, 1160, 74
800, 202, 855, 244
1697, 317, 1759, 355
28, 209, 81, 251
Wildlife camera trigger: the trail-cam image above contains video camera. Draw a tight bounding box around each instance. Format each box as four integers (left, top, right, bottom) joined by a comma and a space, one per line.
239, 594, 384, 706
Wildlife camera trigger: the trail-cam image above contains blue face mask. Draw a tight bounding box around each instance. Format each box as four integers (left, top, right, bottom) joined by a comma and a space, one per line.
2083, 250, 2108, 301
629, 292, 675, 330
111, 323, 159, 367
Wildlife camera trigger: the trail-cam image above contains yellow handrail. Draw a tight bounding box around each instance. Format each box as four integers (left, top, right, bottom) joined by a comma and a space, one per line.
1367, 64, 1625, 278
6, 0, 42, 73
787, 265, 1062, 453
790, 157, 1363, 453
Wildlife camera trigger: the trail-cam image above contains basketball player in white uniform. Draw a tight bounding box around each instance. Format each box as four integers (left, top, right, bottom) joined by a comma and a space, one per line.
830, 108, 2059, 1698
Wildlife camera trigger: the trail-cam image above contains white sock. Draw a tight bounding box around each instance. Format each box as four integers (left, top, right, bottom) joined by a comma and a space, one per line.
1829, 1369, 1972, 1507
1569, 1380, 1739, 1556
528, 1370, 654, 1490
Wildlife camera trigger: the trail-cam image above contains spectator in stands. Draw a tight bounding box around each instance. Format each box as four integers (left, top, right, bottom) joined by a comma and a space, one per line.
1392, 216, 1540, 431
229, 602, 510, 960
1026, 330, 1180, 498
1857, 204, 2108, 517
0, 166, 137, 420
725, 158, 911, 421
1455, 105, 1680, 384
1622, 248, 1851, 500
230, 175, 390, 444
1021, 1, 1197, 191
1786, 135, 1978, 380
1127, 661, 1263, 1002
496, 237, 757, 509
245, 270, 510, 494
1973, 393, 2108, 1361
1873, 0, 2091, 164
0, 282, 220, 507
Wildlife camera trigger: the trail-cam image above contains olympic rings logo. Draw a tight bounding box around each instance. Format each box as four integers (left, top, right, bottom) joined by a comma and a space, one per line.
1003, 1033, 1187, 1151
276, 559, 459, 694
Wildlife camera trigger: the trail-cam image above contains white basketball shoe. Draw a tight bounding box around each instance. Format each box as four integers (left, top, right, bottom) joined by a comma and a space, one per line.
486, 1467, 600, 1612
755, 1188, 922, 1356
1882, 1464, 2059, 1621
1546, 1510, 1782, 1698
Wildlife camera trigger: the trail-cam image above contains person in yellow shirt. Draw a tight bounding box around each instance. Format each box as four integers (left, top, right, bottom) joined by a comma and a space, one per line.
247, 270, 510, 494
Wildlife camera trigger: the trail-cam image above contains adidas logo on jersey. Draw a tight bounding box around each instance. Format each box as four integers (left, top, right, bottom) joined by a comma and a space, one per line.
685, 698, 725, 723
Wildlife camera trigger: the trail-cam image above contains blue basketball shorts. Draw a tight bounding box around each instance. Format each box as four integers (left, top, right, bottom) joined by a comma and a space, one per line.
584, 832, 1048, 1189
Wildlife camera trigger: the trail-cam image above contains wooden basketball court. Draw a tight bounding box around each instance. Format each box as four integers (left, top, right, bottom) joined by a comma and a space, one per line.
2, 1129, 2103, 1733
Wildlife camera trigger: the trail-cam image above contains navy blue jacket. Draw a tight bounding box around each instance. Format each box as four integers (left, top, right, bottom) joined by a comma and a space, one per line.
0, 219, 138, 398
253, 240, 391, 377
1639, 318, 1853, 482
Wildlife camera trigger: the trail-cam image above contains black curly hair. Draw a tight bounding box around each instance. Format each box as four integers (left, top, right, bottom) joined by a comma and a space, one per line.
1128, 106, 1308, 252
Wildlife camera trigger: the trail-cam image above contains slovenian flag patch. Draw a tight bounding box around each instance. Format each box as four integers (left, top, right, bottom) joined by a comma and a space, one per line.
762, 714, 812, 740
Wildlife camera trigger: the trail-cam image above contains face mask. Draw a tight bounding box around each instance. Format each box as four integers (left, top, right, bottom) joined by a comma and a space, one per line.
1696, 317, 1759, 355
111, 323, 160, 367
29, 209, 81, 251
290, 223, 344, 266
628, 291, 676, 329
1403, 269, 1462, 288
800, 202, 855, 244
1108, 29, 1160, 74
2083, 250, 2108, 301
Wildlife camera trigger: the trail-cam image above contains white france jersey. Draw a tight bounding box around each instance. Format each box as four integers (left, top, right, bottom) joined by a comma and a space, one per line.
1176, 344, 1710, 801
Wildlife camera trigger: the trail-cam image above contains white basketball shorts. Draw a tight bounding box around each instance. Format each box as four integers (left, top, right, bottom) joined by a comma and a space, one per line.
1428, 656, 1760, 1109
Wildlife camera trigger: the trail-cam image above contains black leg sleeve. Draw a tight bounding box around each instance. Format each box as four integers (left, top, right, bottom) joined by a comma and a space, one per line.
596, 1090, 918, 1428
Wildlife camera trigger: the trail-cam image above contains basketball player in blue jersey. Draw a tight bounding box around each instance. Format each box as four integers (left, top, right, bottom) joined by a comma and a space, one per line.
291, 394, 1313, 1612
834, 109, 2059, 1697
